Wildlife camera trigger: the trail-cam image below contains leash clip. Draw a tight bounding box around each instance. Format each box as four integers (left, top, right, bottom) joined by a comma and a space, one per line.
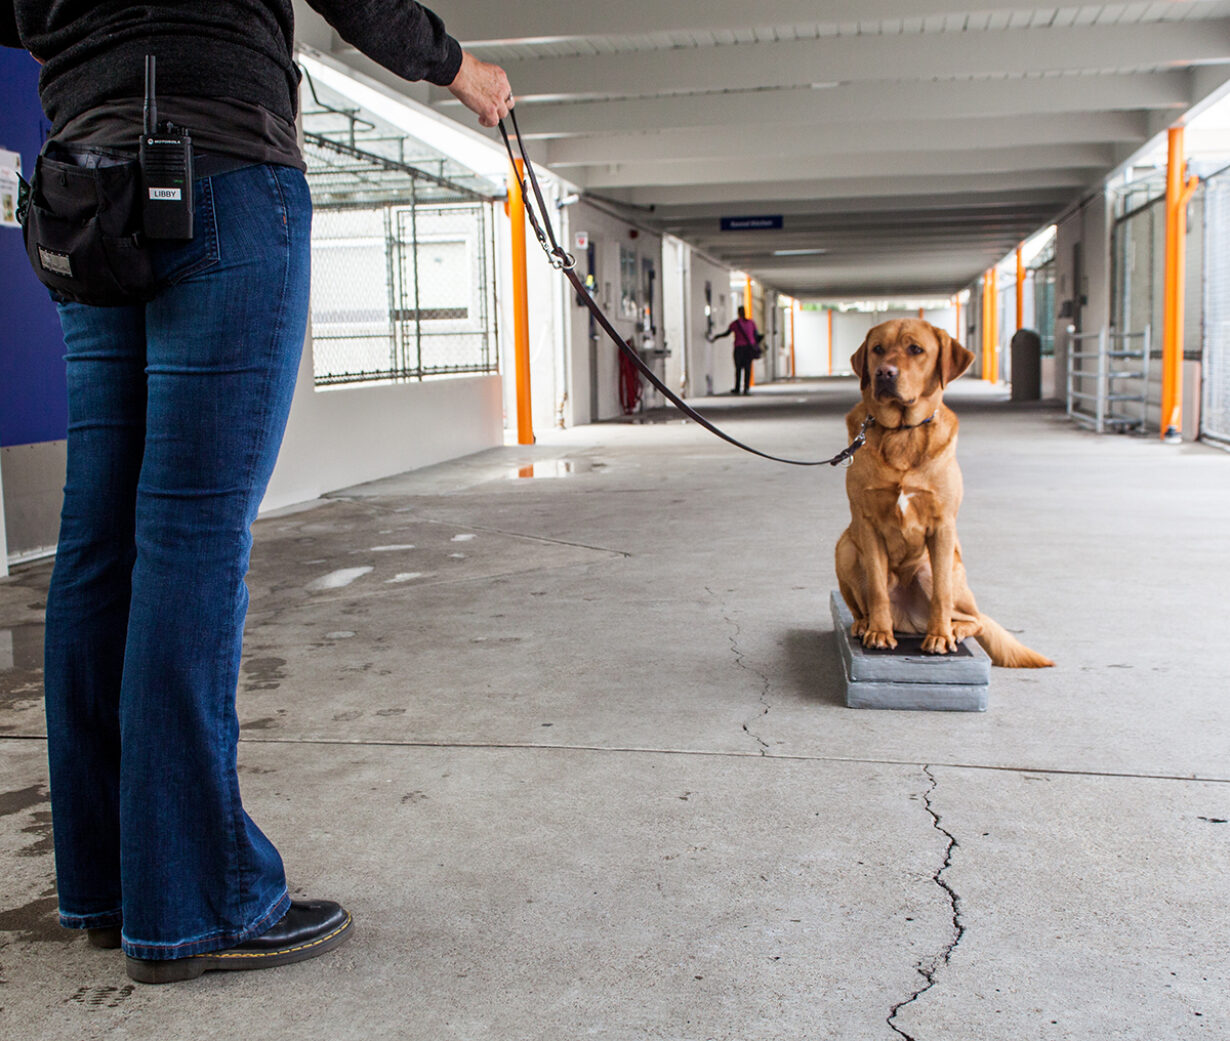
549, 248, 576, 271
829, 415, 873, 467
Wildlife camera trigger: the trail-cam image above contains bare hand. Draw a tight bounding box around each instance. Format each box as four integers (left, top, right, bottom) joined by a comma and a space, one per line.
447, 50, 513, 128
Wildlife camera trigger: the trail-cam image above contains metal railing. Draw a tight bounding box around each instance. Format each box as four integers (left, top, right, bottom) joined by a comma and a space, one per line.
1066, 326, 1151, 434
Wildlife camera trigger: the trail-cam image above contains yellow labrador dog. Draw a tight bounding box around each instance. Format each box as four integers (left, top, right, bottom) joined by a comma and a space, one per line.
835, 319, 1052, 668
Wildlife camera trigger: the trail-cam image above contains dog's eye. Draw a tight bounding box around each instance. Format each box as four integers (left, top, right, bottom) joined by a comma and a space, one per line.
871, 345, 883, 355
908, 344, 924, 355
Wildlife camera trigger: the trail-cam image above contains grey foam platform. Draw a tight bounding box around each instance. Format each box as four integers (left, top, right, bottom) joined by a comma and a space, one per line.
830, 591, 990, 712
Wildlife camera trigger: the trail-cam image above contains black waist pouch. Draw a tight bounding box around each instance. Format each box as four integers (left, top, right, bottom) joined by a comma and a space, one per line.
22, 147, 157, 307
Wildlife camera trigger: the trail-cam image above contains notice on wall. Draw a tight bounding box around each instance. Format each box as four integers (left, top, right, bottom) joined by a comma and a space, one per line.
0, 148, 22, 228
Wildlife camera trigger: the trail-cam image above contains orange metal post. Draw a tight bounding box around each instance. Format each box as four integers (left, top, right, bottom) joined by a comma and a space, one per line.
954, 296, 962, 342
508, 159, 533, 445
989, 267, 1000, 382
1161, 126, 1201, 441
1015, 247, 1025, 331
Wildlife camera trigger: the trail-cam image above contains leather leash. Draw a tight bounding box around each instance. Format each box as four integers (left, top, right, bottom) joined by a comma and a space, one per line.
498, 111, 865, 468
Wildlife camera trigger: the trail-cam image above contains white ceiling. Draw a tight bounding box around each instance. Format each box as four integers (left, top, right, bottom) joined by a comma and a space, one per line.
300, 1, 1230, 300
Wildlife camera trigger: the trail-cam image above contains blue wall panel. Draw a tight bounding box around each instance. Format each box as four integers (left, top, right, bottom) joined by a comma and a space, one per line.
0, 47, 67, 447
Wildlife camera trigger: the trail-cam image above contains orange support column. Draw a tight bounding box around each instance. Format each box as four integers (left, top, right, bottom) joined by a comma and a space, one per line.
1160, 126, 1200, 441
954, 296, 962, 342
988, 267, 1000, 383
1015, 247, 1025, 331
507, 159, 533, 445
981, 274, 990, 379
827, 308, 834, 374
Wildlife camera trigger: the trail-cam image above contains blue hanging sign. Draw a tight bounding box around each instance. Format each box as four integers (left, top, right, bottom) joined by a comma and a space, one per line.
720, 215, 783, 231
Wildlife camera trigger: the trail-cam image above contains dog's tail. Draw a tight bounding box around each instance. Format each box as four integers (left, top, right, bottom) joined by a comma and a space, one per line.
975, 614, 1053, 668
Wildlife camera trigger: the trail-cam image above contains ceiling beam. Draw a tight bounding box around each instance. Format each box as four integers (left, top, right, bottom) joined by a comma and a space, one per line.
611, 168, 1096, 207
650, 187, 1077, 220
573, 143, 1114, 189
438, 1, 1230, 45
448, 21, 1230, 101
489, 72, 1191, 136
541, 111, 1148, 166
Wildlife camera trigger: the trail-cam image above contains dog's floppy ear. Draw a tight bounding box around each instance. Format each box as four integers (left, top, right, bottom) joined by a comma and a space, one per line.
932, 325, 974, 387
850, 334, 872, 390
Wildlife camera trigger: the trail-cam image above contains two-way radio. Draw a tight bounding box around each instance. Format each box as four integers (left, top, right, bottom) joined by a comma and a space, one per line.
139, 55, 194, 240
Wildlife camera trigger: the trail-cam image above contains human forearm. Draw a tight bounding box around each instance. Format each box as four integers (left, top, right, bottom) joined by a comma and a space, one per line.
305, 0, 462, 85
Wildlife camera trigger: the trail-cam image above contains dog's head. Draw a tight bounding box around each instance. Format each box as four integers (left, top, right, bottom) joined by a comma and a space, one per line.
850, 319, 974, 422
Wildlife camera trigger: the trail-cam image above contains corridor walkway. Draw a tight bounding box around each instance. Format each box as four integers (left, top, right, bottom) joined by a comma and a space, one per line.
2, 379, 1227, 1040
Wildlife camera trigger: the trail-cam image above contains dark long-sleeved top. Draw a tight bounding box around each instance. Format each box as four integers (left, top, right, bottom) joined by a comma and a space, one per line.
1, 1, 463, 134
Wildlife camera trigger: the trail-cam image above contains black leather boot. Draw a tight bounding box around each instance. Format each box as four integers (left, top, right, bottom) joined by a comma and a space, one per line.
126, 900, 353, 984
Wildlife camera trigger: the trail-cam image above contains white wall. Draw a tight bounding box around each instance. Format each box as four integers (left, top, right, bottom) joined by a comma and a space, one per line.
688, 252, 737, 396
563, 199, 664, 422
793, 310, 831, 376
662, 237, 687, 397
262, 331, 503, 511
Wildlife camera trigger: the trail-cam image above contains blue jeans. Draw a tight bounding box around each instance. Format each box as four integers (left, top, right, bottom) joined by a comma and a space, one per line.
43, 163, 311, 959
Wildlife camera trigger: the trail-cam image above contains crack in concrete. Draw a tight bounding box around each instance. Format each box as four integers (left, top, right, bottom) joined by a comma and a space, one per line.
707, 588, 772, 756
887, 765, 965, 1041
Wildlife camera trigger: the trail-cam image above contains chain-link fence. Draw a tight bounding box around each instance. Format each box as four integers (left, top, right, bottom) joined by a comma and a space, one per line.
1109, 173, 1207, 433
301, 79, 500, 387
307, 189, 497, 385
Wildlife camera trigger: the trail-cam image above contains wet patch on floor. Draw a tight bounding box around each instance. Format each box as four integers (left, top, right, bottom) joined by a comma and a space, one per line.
0, 896, 69, 943
17, 810, 54, 858
509, 458, 605, 480
0, 785, 48, 820
241, 656, 287, 692
0, 625, 47, 723
240, 715, 283, 731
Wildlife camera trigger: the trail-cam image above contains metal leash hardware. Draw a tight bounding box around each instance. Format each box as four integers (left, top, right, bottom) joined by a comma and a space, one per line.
497, 112, 867, 469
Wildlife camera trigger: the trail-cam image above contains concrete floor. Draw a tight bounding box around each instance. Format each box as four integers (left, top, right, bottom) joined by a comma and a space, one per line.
1, 377, 1228, 1041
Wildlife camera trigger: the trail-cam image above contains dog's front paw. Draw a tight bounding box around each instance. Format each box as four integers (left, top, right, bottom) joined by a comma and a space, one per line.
850, 618, 868, 638
922, 629, 958, 654
952, 619, 981, 642
861, 628, 897, 650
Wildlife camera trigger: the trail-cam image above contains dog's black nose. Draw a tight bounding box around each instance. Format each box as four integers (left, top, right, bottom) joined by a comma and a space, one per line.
875, 364, 898, 381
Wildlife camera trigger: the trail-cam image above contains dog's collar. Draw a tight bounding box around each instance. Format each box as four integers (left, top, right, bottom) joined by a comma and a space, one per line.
868, 409, 938, 431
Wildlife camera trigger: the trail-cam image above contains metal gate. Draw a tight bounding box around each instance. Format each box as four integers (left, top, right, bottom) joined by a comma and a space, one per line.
393, 203, 496, 380
1203, 169, 1230, 447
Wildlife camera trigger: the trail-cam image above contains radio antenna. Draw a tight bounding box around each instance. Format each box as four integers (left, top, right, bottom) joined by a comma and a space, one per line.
143, 54, 157, 136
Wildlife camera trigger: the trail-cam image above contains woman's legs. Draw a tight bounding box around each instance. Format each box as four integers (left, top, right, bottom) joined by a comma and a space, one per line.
44, 304, 146, 931
44, 164, 313, 959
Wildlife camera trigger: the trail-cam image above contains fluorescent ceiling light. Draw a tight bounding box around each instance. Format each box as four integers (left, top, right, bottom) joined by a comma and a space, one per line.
773, 248, 828, 256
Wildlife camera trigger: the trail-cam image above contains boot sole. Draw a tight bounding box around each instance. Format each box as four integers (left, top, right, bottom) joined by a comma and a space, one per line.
126, 911, 353, 984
